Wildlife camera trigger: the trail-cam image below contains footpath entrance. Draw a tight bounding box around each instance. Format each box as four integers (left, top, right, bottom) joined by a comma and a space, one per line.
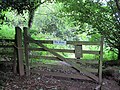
23, 27, 103, 85
0, 27, 103, 89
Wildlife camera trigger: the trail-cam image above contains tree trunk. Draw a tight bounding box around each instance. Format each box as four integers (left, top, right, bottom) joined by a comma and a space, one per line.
28, 9, 35, 29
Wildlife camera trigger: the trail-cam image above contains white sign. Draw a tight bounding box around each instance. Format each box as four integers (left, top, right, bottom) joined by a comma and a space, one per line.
53, 40, 66, 45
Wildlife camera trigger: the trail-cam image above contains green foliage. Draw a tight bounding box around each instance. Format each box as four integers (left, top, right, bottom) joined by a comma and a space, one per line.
29, 1, 117, 61
56, 0, 120, 59
0, 0, 55, 27
103, 46, 118, 61
104, 50, 117, 61
31, 2, 77, 40
5, 11, 28, 27
0, 25, 15, 39
82, 54, 98, 60
0, 0, 43, 13
0, 0, 118, 62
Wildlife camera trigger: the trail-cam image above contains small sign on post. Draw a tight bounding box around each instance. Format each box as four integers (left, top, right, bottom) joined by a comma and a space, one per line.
53, 40, 66, 45
75, 45, 83, 59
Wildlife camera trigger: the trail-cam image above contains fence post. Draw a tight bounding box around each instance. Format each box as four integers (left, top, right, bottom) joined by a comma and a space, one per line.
23, 27, 30, 76
15, 27, 25, 76
99, 36, 104, 86
75, 45, 82, 59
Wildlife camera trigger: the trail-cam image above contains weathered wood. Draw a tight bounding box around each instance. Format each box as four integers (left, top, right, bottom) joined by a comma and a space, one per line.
99, 37, 104, 85
29, 56, 93, 67
75, 45, 82, 59
29, 48, 99, 55
68, 59, 98, 82
30, 40, 100, 45
25, 33, 103, 83
29, 55, 98, 65
29, 56, 98, 73
23, 27, 30, 76
29, 48, 74, 53
28, 36, 99, 82
0, 39, 15, 42
78, 66, 98, 73
29, 37, 66, 61
15, 27, 25, 76
82, 50, 100, 54
32, 70, 93, 81
77, 59, 98, 64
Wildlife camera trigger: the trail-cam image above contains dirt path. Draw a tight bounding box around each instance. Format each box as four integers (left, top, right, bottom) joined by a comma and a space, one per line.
0, 64, 120, 90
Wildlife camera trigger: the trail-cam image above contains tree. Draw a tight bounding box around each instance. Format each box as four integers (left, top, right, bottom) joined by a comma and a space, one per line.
31, 2, 78, 41
56, 0, 120, 60
0, 0, 53, 28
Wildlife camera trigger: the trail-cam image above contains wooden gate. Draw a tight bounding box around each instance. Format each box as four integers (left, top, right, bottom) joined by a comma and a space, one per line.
23, 27, 103, 86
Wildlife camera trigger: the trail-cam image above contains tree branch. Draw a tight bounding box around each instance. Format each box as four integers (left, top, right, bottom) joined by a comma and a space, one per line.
114, 0, 120, 11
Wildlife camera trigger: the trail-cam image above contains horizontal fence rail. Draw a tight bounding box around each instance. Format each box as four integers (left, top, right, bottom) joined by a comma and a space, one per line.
29, 48, 100, 54
0, 39, 15, 57
23, 27, 103, 87
0, 39, 15, 42
29, 40, 101, 45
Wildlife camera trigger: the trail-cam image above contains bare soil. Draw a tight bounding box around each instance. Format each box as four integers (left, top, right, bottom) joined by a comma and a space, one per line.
0, 63, 120, 90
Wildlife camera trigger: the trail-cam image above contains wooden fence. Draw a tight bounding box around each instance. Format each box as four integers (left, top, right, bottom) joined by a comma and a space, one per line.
0, 39, 15, 64
0, 27, 25, 76
23, 27, 103, 86
0, 27, 104, 88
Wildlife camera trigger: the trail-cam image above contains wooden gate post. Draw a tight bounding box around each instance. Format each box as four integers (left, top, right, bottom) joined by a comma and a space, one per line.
23, 27, 30, 76
15, 27, 25, 76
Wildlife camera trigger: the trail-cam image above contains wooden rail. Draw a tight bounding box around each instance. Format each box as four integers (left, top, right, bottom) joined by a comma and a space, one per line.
0, 27, 103, 89
23, 27, 103, 86
0, 27, 25, 76
30, 40, 101, 45
0, 39, 15, 42
0, 40, 14, 56
29, 48, 100, 54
